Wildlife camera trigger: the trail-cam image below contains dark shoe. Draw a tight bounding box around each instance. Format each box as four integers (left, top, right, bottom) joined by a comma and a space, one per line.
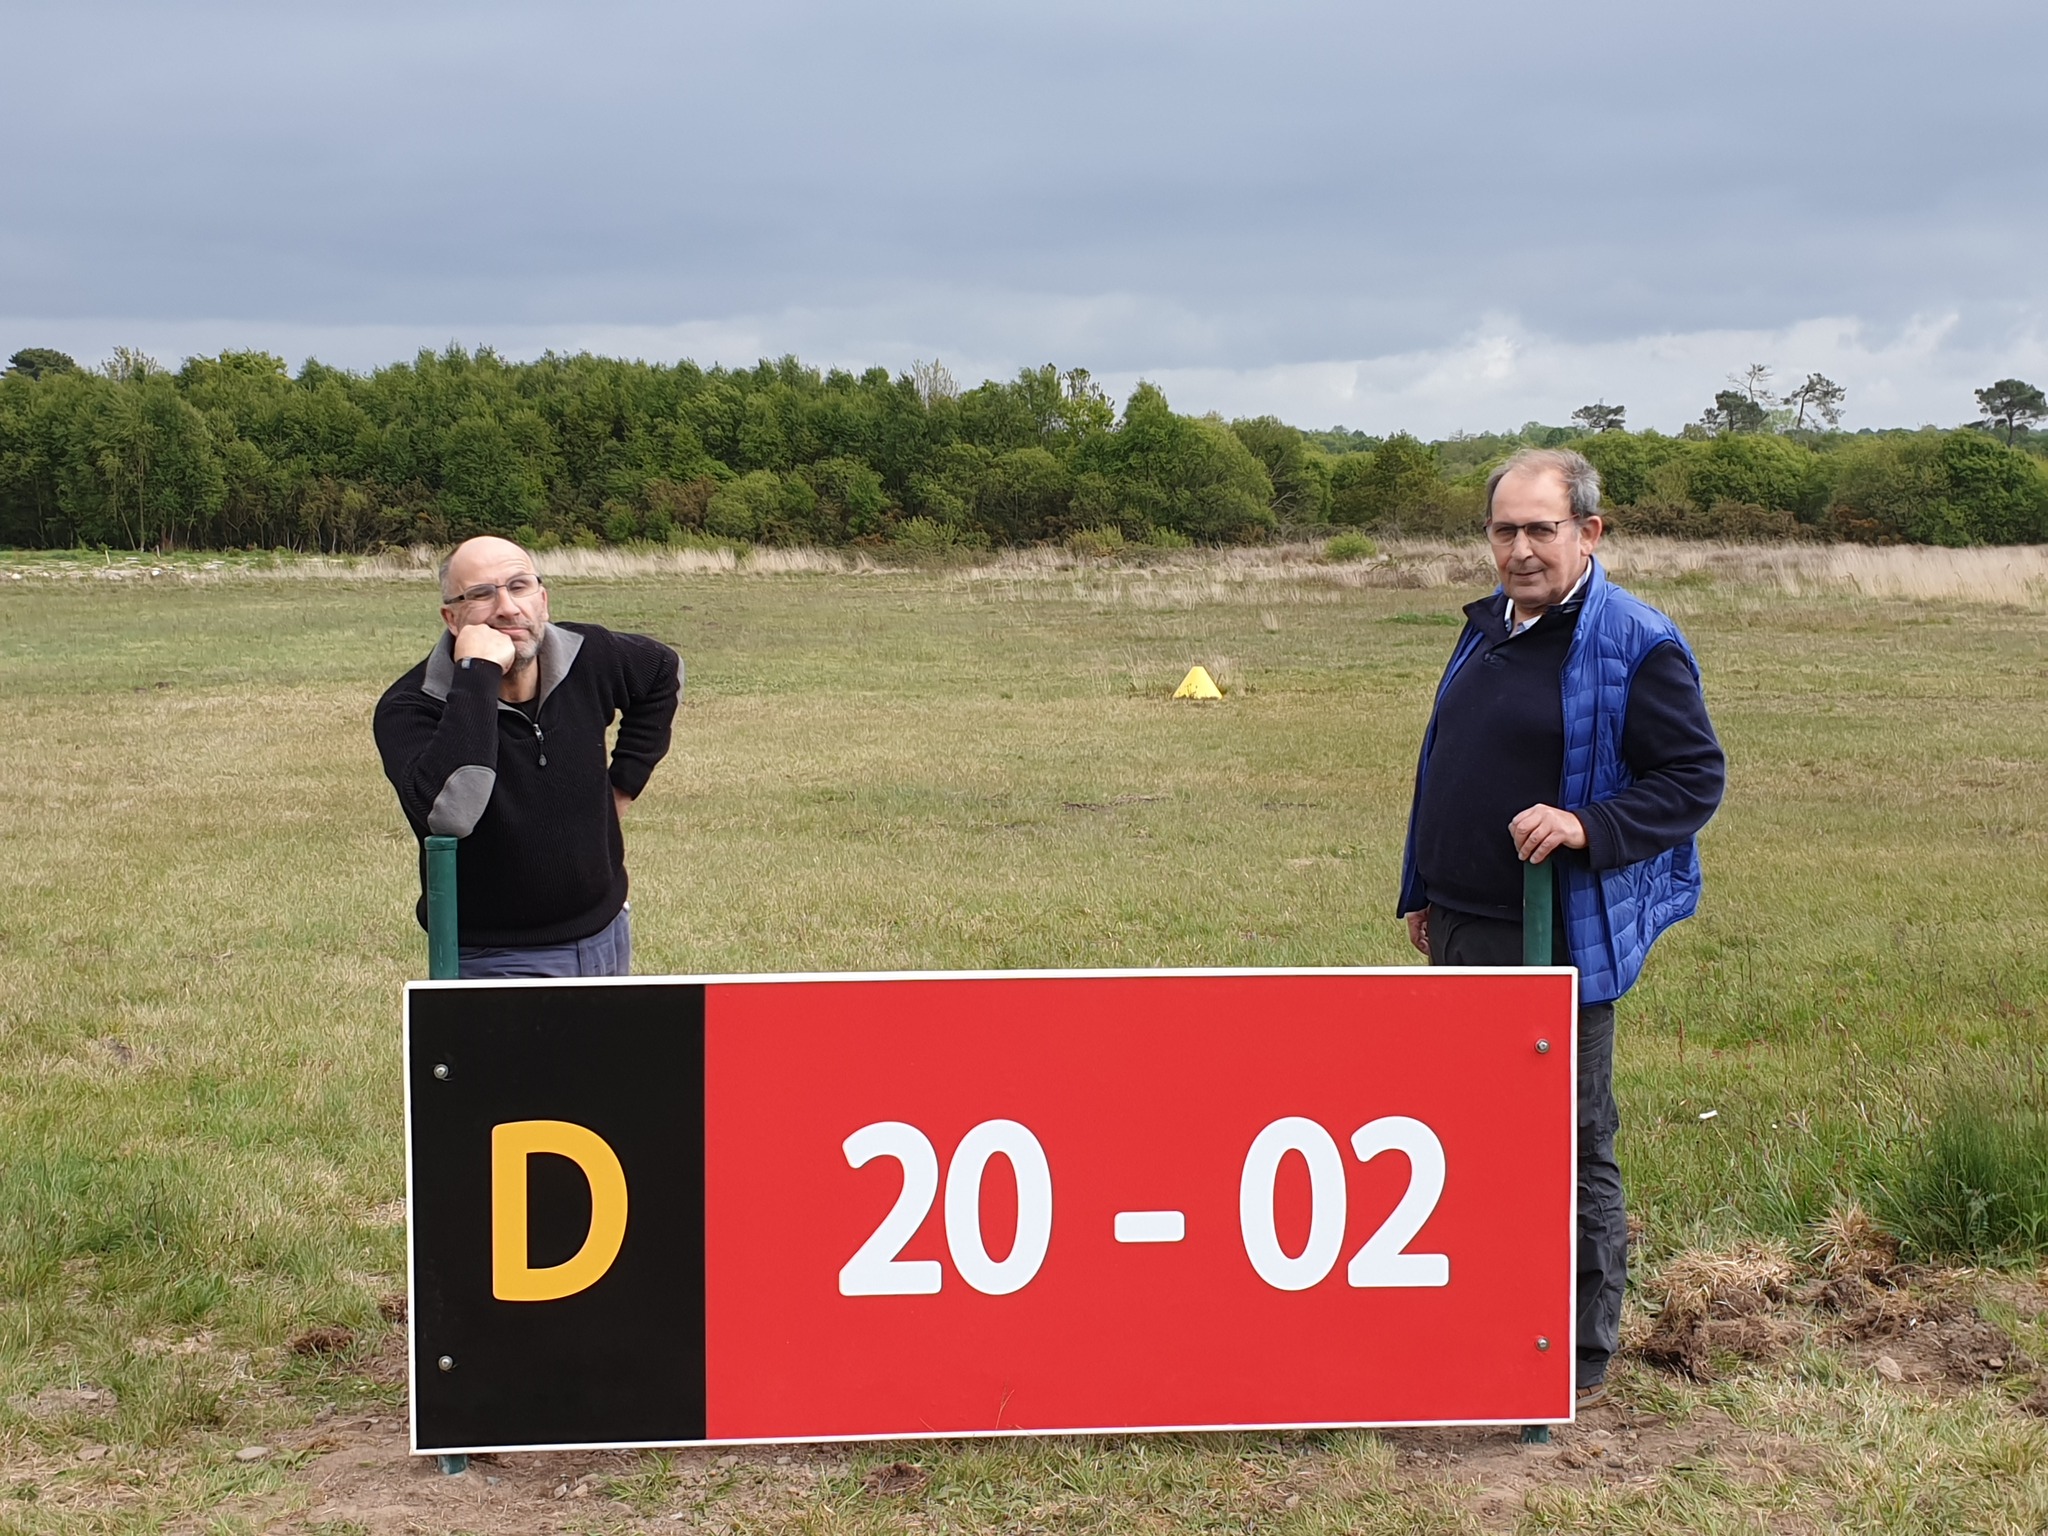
1575, 1381, 1609, 1410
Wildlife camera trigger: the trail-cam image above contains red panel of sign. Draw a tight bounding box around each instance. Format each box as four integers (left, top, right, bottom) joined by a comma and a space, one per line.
701, 969, 1575, 1438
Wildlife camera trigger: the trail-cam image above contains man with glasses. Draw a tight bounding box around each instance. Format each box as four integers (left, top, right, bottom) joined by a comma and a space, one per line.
374, 535, 681, 977
1396, 448, 1723, 1410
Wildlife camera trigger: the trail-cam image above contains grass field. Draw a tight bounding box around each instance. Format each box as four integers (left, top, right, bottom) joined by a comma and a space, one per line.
2, 539, 2046, 1533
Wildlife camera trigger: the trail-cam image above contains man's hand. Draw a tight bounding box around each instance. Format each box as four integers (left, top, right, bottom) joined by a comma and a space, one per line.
452, 622, 516, 671
1404, 909, 1430, 956
1510, 803, 1587, 864
613, 786, 633, 820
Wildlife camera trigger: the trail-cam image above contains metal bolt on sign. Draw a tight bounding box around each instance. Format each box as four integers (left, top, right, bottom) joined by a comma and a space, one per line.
424, 835, 469, 1477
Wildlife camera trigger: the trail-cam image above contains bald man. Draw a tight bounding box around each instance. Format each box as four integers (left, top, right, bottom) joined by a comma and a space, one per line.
374, 536, 682, 977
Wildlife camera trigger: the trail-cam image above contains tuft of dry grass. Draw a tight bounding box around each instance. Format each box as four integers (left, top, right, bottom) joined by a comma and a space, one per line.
1638, 1243, 1801, 1379
1807, 1202, 1902, 1283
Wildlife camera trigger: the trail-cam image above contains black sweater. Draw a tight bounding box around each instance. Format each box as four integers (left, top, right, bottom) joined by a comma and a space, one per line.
1412, 593, 1724, 921
374, 621, 682, 946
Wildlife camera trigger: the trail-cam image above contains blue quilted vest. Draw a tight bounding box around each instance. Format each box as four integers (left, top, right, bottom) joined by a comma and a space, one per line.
1398, 558, 1704, 1004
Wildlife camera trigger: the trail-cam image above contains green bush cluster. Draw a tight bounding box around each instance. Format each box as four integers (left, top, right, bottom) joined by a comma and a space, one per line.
4, 345, 2046, 552
1582, 427, 2048, 544
0, 348, 1283, 553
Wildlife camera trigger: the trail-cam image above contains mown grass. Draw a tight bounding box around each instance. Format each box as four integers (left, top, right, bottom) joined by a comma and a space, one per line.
1, 546, 2045, 1531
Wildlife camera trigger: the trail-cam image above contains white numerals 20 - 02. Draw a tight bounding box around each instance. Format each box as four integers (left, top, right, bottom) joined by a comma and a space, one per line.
838, 1120, 1053, 1297
839, 1114, 1449, 1298
1238, 1115, 1449, 1291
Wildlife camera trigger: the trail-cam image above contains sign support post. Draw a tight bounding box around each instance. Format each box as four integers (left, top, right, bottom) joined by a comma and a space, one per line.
423, 833, 469, 1476
1520, 856, 1557, 1448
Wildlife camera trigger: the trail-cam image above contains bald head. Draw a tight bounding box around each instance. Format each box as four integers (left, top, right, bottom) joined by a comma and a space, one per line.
439, 535, 538, 600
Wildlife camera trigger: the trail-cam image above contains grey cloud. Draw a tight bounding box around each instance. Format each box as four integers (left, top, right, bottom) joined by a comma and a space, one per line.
4, 0, 2045, 386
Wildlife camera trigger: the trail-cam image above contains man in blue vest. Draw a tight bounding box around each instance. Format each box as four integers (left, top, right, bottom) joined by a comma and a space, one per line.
1398, 447, 1724, 1409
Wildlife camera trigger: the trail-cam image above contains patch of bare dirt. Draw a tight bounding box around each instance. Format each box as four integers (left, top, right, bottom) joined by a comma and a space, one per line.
289, 1325, 356, 1356
1827, 1287, 2024, 1386
860, 1458, 928, 1496
6, 1385, 117, 1421
1382, 1405, 1830, 1533
1631, 1208, 2034, 1394
287, 1417, 851, 1535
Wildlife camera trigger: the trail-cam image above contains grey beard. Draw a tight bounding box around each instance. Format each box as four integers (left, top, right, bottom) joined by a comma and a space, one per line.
512, 620, 548, 666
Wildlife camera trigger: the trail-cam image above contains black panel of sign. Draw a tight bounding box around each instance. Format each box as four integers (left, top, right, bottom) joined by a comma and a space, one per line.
406, 984, 706, 1451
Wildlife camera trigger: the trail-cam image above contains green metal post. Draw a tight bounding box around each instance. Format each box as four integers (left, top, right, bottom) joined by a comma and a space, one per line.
1521, 856, 1557, 1445
425, 835, 459, 982
1522, 857, 1554, 968
423, 835, 467, 1474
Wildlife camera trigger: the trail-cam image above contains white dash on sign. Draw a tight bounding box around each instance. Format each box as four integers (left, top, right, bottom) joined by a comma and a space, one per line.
1114, 1211, 1186, 1244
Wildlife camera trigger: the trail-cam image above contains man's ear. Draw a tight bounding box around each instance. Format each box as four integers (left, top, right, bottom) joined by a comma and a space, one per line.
1580, 515, 1605, 552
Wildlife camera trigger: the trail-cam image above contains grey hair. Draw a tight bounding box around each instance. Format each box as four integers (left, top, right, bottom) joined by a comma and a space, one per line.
437, 541, 543, 602
1485, 448, 1602, 521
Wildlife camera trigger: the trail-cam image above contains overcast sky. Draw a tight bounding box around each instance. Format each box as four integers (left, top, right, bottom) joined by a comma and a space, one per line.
5, 1, 2043, 435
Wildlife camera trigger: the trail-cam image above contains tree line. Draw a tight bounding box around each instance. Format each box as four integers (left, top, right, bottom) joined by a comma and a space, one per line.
2, 345, 2045, 552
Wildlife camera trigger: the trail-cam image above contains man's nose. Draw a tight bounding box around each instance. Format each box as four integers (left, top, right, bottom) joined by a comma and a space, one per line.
490, 585, 523, 618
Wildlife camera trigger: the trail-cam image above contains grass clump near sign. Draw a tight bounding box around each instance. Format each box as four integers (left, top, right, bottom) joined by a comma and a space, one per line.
1874, 1078, 2048, 1261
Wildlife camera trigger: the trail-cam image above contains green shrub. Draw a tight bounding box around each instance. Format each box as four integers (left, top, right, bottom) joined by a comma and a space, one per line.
602, 502, 640, 544
1871, 1081, 2048, 1260
1825, 430, 2048, 545
889, 516, 983, 558
1143, 526, 1193, 550
1609, 499, 1810, 541
705, 470, 782, 540
1330, 433, 1436, 529
1570, 430, 1693, 509
1323, 532, 1378, 561
1684, 433, 1830, 521
1067, 525, 1127, 558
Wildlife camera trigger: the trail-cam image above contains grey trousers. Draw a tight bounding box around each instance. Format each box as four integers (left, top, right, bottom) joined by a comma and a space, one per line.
458, 904, 633, 980
1428, 903, 1625, 1388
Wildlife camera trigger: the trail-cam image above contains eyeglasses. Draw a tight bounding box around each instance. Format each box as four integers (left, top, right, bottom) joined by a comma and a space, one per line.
443, 574, 543, 607
1484, 517, 1581, 548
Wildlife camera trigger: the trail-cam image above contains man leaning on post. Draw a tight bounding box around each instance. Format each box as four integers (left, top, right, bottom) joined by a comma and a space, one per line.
374, 536, 681, 978
1397, 448, 1725, 1409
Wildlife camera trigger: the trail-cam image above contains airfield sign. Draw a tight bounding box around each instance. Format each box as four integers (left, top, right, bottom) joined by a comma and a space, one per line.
403, 968, 1576, 1454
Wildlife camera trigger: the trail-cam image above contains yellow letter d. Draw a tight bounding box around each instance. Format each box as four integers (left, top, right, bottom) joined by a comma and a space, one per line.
491, 1120, 630, 1302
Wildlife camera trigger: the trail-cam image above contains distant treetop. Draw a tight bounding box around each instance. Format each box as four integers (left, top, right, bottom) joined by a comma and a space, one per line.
6, 347, 78, 380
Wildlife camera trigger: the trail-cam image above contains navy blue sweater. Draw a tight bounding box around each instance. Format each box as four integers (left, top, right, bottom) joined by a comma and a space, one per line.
1412, 592, 1724, 922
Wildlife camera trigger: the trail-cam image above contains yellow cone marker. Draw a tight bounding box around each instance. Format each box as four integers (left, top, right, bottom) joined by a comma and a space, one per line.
1173, 665, 1223, 700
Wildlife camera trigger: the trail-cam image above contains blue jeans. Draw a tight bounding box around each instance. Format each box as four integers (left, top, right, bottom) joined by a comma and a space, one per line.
458, 904, 632, 979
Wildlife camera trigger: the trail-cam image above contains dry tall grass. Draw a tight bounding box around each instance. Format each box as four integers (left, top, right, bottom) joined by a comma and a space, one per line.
958, 538, 2048, 609
9, 536, 2047, 606
1600, 539, 2048, 605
